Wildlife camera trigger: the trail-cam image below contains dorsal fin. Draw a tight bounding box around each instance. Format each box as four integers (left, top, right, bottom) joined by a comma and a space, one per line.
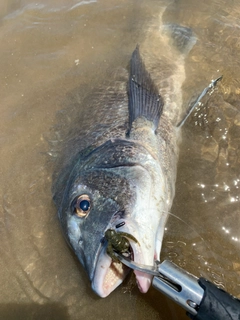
128, 46, 164, 131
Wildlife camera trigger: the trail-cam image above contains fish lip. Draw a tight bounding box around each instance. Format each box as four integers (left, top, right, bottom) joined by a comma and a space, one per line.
91, 244, 130, 298
129, 242, 153, 293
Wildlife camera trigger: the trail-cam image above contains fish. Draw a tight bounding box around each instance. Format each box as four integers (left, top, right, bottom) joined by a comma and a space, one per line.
52, 22, 197, 297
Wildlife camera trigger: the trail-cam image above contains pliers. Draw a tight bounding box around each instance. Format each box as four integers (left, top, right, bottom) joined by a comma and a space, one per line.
114, 252, 240, 320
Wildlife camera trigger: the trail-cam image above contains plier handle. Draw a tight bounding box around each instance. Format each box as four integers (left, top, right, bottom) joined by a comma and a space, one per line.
114, 252, 240, 320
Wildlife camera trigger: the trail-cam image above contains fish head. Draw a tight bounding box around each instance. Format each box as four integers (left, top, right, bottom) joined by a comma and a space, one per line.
56, 138, 168, 297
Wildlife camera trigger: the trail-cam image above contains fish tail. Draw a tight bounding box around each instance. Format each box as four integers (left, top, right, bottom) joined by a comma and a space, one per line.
162, 24, 197, 57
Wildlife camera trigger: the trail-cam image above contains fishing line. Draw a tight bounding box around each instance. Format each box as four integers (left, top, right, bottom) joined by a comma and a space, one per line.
157, 210, 224, 283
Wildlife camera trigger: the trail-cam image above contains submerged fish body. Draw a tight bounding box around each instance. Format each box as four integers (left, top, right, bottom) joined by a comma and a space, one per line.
53, 18, 196, 297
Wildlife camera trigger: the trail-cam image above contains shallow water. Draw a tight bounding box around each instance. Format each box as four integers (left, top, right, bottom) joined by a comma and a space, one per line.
1, 0, 240, 319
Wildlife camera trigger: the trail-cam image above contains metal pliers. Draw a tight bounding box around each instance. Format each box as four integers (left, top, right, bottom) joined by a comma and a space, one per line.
114, 252, 240, 320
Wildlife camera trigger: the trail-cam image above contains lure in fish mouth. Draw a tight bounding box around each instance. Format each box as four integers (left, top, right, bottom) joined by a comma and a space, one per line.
53, 25, 196, 297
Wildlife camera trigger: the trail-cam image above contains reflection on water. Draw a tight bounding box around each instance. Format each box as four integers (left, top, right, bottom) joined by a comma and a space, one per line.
1, 0, 240, 319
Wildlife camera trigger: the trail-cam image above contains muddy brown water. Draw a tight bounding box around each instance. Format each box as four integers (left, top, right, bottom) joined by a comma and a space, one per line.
1, 0, 240, 319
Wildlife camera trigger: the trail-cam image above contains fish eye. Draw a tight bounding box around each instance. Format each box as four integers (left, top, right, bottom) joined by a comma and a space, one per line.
72, 194, 91, 218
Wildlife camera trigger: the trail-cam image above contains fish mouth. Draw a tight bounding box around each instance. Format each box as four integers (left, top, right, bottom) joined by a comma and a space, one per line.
92, 240, 153, 297
91, 246, 131, 298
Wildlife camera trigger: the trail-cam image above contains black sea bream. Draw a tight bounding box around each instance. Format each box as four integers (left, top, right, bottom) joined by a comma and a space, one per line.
52, 15, 197, 297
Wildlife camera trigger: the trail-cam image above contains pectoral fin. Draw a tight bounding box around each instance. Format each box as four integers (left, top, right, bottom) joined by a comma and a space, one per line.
128, 46, 164, 132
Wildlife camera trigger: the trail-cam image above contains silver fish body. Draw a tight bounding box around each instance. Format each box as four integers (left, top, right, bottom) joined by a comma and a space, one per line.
53, 19, 196, 297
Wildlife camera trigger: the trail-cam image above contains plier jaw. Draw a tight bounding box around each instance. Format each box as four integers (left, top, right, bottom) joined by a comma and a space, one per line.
152, 260, 204, 315
113, 252, 204, 316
